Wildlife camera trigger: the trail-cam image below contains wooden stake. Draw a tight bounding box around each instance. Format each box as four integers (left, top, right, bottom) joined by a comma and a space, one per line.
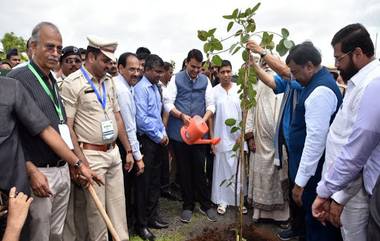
87, 185, 125, 241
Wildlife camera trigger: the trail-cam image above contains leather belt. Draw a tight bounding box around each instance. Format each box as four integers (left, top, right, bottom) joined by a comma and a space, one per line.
81, 142, 116, 152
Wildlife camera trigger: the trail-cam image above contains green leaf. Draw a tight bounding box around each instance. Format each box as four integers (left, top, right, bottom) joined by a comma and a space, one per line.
268, 34, 274, 43
240, 34, 250, 44
237, 77, 243, 85
203, 42, 211, 53
245, 7, 253, 16
229, 43, 238, 53
281, 28, 290, 38
211, 38, 223, 51
248, 74, 257, 85
262, 31, 270, 40
211, 55, 223, 66
208, 28, 216, 36
232, 46, 241, 55
247, 83, 256, 100
251, 2, 261, 13
260, 31, 270, 47
232, 143, 240, 152
197, 30, 208, 41
225, 118, 236, 126
227, 21, 234, 32
232, 8, 239, 18
231, 126, 240, 133
235, 29, 243, 36
267, 41, 275, 50
242, 49, 249, 62
223, 15, 234, 20
238, 11, 246, 18
284, 39, 294, 49
246, 22, 256, 33
276, 39, 288, 56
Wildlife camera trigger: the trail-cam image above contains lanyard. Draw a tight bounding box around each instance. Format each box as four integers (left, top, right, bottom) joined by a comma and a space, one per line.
27, 64, 64, 122
80, 67, 107, 110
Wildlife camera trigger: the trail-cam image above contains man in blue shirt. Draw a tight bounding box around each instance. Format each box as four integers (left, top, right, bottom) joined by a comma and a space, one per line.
247, 41, 304, 240
134, 54, 169, 241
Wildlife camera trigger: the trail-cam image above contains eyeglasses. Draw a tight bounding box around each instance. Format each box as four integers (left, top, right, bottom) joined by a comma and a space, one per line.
64, 58, 82, 65
127, 67, 140, 73
335, 50, 353, 64
44, 43, 63, 55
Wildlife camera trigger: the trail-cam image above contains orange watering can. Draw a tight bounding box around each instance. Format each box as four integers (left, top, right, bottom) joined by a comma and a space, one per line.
180, 115, 221, 145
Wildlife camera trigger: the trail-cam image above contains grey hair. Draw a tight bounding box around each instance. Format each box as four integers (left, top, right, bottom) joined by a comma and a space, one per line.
30, 22, 60, 43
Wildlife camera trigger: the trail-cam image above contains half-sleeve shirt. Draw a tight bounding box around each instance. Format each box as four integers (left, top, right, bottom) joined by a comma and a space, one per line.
7, 60, 66, 166
60, 67, 120, 144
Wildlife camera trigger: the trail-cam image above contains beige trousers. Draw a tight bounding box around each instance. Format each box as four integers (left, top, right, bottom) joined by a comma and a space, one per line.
63, 182, 89, 241
29, 164, 71, 241
83, 146, 129, 241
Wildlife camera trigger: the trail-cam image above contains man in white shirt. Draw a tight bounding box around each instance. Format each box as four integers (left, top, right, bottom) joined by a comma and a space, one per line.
313, 23, 380, 241
285, 42, 343, 241
210, 59, 247, 215
114, 52, 145, 234
164, 49, 217, 223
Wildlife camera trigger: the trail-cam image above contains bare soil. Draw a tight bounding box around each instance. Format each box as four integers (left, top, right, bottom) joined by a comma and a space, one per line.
130, 198, 285, 241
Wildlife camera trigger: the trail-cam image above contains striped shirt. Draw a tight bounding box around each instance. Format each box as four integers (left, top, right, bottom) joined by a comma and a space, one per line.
7, 60, 67, 167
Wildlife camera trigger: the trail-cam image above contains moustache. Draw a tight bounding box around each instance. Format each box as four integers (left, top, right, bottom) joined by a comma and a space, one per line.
48, 57, 59, 63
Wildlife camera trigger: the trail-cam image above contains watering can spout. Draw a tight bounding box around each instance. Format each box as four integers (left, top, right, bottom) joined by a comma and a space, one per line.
180, 115, 222, 145
193, 137, 221, 145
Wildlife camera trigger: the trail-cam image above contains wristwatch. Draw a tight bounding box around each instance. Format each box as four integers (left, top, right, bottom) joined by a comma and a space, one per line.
73, 159, 83, 169
259, 49, 268, 58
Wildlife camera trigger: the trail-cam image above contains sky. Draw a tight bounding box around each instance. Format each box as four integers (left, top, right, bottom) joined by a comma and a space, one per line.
1, 0, 379, 72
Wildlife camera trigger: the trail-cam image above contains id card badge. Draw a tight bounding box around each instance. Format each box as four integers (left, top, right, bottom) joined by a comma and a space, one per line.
58, 124, 74, 149
101, 120, 115, 141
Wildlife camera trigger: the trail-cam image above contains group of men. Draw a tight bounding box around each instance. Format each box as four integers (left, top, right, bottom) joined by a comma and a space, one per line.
0, 21, 225, 241
245, 23, 380, 241
1, 20, 380, 241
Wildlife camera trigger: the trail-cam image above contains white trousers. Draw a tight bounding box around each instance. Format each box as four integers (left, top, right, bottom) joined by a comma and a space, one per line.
341, 186, 369, 241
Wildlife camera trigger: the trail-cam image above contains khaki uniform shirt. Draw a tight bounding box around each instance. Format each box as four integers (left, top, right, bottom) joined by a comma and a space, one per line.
60, 67, 120, 145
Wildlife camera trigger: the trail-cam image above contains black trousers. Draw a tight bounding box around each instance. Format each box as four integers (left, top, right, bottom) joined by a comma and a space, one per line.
171, 140, 212, 211
135, 135, 164, 228
117, 139, 136, 231
205, 145, 214, 188
368, 176, 380, 241
160, 145, 170, 190
288, 180, 306, 235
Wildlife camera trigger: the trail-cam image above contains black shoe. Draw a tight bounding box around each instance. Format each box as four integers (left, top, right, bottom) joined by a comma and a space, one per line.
277, 227, 304, 241
148, 219, 169, 229
137, 227, 155, 240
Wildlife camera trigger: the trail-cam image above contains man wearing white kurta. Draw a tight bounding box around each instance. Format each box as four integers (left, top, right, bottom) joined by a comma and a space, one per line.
211, 60, 244, 213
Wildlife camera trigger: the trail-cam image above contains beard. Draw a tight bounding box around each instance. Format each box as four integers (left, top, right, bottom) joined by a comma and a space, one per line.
339, 57, 359, 82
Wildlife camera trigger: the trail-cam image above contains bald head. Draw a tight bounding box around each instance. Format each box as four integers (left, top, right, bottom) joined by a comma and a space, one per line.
31, 22, 61, 43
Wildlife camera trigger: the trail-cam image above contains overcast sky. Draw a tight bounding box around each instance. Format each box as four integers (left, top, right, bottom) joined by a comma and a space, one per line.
1, 0, 379, 72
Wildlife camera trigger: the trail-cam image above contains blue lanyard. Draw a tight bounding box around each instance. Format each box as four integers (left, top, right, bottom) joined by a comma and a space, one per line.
80, 67, 106, 110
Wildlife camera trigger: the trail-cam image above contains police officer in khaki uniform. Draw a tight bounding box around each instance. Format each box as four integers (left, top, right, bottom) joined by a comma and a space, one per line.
61, 35, 135, 241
